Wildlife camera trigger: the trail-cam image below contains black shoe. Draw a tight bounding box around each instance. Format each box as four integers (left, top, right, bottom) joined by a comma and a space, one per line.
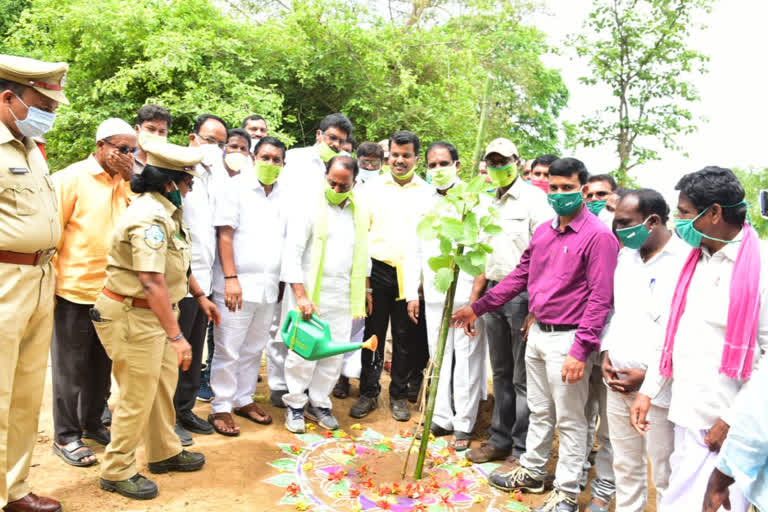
332, 376, 350, 399
174, 423, 193, 447
148, 450, 205, 474
349, 395, 378, 419
390, 398, 410, 421
82, 427, 111, 446
100, 473, 158, 500
489, 465, 546, 493
270, 389, 288, 408
101, 404, 112, 427
178, 410, 214, 435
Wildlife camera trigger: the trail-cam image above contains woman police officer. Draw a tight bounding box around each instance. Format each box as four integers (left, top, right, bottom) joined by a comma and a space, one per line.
91, 141, 220, 500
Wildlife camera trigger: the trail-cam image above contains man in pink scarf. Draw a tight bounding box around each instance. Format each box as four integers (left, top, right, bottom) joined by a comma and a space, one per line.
630, 167, 767, 512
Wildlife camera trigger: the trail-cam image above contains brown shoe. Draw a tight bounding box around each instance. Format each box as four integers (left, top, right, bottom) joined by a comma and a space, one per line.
466, 442, 510, 463
497, 453, 522, 471
3, 493, 62, 512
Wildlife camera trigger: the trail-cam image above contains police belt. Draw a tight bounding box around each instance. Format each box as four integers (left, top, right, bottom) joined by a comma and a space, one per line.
0, 248, 56, 266
103, 288, 154, 309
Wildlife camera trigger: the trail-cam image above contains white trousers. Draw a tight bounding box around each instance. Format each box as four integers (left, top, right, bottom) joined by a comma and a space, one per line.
210, 295, 275, 413
606, 389, 674, 512
282, 293, 352, 411
660, 425, 748, 512
424, 301, 486, 434
520, 324, 593, 495
340, 317, 364, 379
266, 301, 288, 391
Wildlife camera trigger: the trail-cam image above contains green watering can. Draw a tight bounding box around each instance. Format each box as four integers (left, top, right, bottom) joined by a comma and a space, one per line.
281, 310, 378, 361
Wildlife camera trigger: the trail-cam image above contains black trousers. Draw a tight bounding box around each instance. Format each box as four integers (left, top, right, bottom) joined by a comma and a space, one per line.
51, 297, 112, 444
173, 297, 208, 415
360, 259, 429, 400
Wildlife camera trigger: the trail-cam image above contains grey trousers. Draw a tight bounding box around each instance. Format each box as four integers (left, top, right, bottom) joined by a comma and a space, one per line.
582, 362, 616, 502
484, 287, 529, 456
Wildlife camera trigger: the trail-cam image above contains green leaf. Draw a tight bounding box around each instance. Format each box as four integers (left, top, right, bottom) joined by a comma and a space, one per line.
434, 267, 454, 293
439, 217, 464, 240
463, 211, 479, 244
467, 250, 486, 266
439, 236, 453, 255
483, 224, 503, 235
478, 242, 494, 254
417, 214, 438, 240
465, 175, 488, 194
428, 255, 453, 272
454, 254, 483, 277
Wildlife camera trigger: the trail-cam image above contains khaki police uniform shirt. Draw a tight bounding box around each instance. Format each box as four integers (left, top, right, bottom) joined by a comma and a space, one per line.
0, 121, 60, 252
103, 191, 191, 304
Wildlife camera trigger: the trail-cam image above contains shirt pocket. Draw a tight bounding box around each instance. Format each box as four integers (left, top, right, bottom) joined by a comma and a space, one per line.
497, 214, 530, 252
169, 233, 191, 278
0, 174, 40, 216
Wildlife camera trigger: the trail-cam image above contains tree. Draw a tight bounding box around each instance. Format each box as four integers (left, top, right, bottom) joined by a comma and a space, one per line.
733, 167, 768, 239
566, 0, 712, 185
5, 0, 286, 171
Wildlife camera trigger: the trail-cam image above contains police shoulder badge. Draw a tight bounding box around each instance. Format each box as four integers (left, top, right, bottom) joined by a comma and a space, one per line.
144, 224, 166, 250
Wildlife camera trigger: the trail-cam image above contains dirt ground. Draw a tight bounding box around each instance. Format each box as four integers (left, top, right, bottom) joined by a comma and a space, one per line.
29, 362, 657, 512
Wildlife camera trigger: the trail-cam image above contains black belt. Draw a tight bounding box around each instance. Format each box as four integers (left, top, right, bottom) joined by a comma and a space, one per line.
537, 322, 578, 333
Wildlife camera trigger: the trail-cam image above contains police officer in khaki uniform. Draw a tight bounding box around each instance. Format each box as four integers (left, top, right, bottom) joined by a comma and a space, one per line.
92, 141, 220, 500
0, 54, 68, 512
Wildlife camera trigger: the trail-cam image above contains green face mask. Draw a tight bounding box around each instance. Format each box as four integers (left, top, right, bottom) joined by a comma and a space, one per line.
587, 200, 607, 215
317, 141, 338, 163
487, 163, 518, 188
167, 182, 182, 208
255, 160, 282, 185
325, 182, 350, 205
392, 167, 415, 181
548, 191, 583, 216
615, 216, 651, 249
674, 201, 748, 248
427, 164, 457, 189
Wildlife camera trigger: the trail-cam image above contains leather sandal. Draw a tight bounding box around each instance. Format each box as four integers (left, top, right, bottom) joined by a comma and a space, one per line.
450, 431, 472, 452
233, 402, 273, 425
207, 413, 240, 436
52, 440, 97, 467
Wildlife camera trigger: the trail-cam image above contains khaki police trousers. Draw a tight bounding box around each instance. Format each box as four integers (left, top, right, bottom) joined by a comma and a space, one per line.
92, 294, 181, 481
0, 262, 55, 507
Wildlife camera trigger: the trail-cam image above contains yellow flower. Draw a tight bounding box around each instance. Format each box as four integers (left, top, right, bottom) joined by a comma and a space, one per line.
295, 499, 310, 511
306, 423, 316, 432
302, 462, 314, 472
473, 495, 484, 503
458, 458, 473, 467
350, 423, 363, 430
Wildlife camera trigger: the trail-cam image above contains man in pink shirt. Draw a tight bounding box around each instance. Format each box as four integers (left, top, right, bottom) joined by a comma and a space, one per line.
452, 157, 619, 512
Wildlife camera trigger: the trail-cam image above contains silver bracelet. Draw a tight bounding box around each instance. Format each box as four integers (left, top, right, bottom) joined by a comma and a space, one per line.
167, 333, 184, 342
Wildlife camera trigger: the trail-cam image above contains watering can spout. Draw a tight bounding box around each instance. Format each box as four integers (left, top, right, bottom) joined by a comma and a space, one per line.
281, 310, 379, 361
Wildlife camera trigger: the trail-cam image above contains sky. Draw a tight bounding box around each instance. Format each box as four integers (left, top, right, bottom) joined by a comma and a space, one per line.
533, 0, 768, 203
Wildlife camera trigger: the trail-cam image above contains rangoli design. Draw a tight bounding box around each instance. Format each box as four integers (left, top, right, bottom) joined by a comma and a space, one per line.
264, 426, 531, 511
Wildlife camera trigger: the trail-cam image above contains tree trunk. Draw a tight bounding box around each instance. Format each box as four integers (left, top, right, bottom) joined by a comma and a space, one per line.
471, 76, 493, 172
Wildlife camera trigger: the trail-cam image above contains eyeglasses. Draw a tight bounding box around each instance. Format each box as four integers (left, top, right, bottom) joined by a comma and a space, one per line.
196, 134, 226, 149
358, 158, 382, 169
104, 140, 137, 155
585, 190, 612, 200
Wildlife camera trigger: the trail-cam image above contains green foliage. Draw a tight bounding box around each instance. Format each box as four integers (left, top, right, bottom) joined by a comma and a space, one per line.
566, 0, 712, 185
4, 0, 566, 172
733, 167, 768, 239
5, 0, 286, 171
417, 175, 500, 293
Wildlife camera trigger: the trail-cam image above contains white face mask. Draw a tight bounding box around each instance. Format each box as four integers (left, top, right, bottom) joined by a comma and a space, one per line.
224, 152, 249, 173
358, 168, 380, 182
195, 136, 223, 165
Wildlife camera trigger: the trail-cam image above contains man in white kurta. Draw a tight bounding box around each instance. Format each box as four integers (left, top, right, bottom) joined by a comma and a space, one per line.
281, 155, 370, 433
404, 141, 488, 450
600, 190, 688, 511
208, 144, 286, 433
632, 168, 768, 512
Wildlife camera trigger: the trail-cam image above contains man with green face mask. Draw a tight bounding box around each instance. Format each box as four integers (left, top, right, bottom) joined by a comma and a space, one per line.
462, 138, 551, 465
452, 157, 619, 512
600, 188, 688, 511
584, 174, 618, 228
280, 113, 353, 200
206, 136, 288, 437
631, 166, 768, 512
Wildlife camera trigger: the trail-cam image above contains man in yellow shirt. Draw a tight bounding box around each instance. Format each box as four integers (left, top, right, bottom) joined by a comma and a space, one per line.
352, 130, 432, 421
50, 117, 136, 467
